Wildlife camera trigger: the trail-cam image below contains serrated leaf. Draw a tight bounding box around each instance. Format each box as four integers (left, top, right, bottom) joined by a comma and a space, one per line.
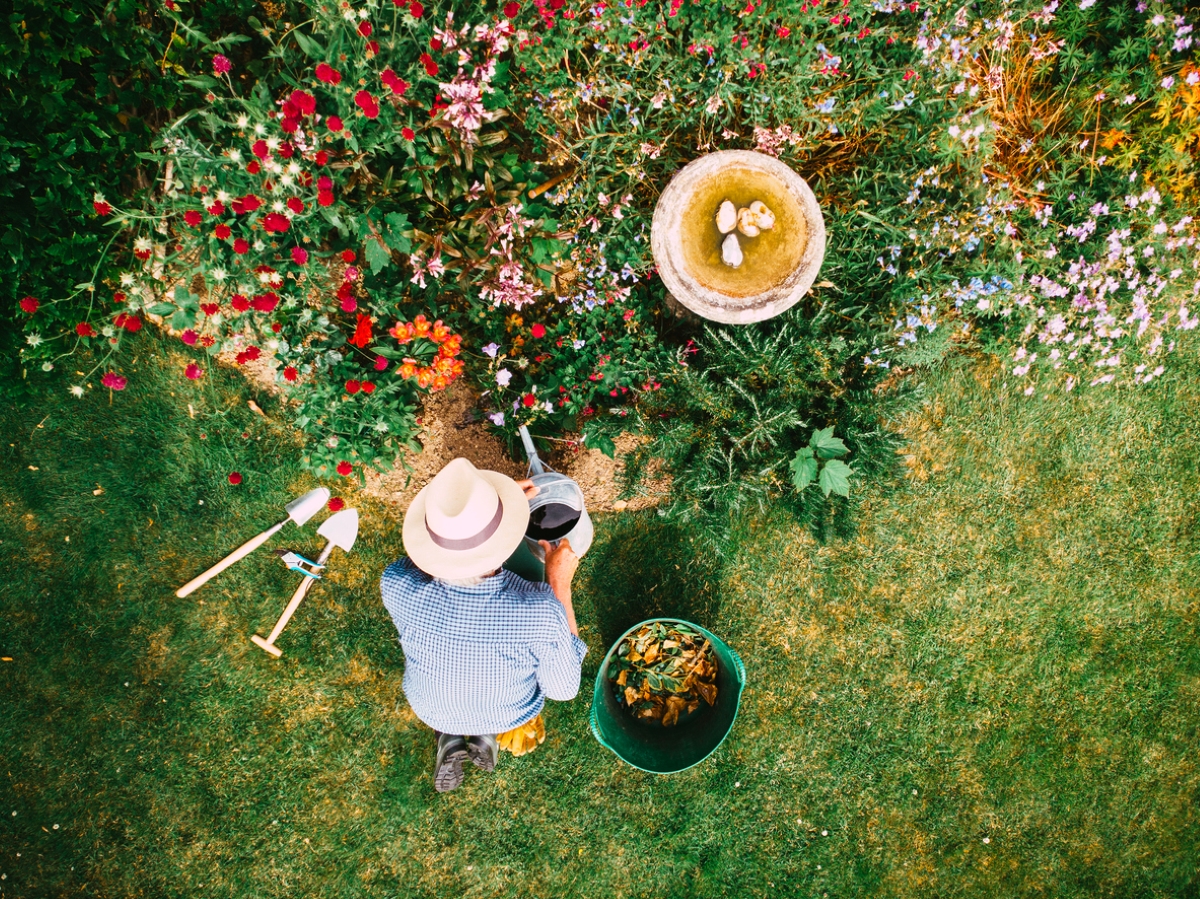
811, 426, 849, 459
789, 449, 819, 492
818, 459, 854, 498
363, 238, 391, 275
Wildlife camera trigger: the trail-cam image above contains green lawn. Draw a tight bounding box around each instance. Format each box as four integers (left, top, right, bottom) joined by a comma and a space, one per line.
2, 340, 1198, 898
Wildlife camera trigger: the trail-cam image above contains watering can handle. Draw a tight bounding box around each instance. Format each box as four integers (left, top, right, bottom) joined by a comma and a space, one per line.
518, 425, 546, 477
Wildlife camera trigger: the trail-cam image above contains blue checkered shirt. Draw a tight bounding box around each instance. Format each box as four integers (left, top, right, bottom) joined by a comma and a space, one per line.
380, 557, 588, 736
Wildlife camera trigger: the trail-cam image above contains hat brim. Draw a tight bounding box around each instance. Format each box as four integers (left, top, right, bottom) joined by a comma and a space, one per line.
402, 470, 530, 579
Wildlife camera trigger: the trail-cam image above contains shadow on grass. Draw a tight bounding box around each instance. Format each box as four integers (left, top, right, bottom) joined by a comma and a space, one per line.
580, 511, 724, 649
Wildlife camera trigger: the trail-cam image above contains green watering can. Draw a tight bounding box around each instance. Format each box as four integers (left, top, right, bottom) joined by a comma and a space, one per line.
590, 618, 747, 774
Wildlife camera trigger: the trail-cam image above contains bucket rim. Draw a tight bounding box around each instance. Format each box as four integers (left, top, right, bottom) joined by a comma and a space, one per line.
590, 617, 746, 774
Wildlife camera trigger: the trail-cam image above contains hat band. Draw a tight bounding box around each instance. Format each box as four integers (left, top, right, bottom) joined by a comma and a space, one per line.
425, 499, 505, 551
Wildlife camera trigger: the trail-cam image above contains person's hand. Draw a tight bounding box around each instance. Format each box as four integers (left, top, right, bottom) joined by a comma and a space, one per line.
540, 538, 578, 589
515, 478, 539, 500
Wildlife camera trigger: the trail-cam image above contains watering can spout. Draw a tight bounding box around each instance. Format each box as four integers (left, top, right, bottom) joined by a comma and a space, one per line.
518, 425, 546, 477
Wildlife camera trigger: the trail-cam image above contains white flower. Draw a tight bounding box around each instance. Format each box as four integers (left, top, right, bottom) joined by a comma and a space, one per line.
496, 368, 513, 387
253, 240, 265, 251
217, 190, 232, 203
572, 339, 585, 349
228, 149, 243, 163
134, 237, 152, 253
235, 115, 249, 128
287, 162, 301, 175
253, 123, 266, 135
705, 95, 721, 115
41, 362, 53, 372
543, 401, 554, 413
120, 272, 135, 286
26, 332, 43, 347
1162, 76, 1175, 90
342, 8, 356, 20
70, 385, 85, 398
101, 325, 115, 337
279, 175, 294, 189
211, 268, 227, 282
272, 200, 285, 212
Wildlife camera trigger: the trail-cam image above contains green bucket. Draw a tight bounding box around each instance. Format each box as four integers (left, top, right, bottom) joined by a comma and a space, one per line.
590, 618, 746, 774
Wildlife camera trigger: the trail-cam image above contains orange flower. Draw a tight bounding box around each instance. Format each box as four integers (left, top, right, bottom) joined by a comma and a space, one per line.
416, 368, 434, 388
431, 320, 451, 342
348, 313, 374, 348
413, 314, 431, 337
399, 361, 417, 379
389, 321, 415, 343
432, 374, 450, 390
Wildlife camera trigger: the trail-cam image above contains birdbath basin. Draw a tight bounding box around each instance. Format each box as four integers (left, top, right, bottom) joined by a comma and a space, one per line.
651, 150, 826, 324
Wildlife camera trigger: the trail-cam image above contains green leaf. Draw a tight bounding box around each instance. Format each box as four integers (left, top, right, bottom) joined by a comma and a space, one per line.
145, 303, 175, 315
587, 432, 616, 458
810, 426, 849, 459
818, 459, 854, 498
292, 30, 325, 60
789, 448, 819, 492
363, 238, 391, 275
369, 345, 402, 359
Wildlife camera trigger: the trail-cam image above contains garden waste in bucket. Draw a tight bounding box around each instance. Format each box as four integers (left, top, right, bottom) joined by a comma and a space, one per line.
590, 618, 746, 774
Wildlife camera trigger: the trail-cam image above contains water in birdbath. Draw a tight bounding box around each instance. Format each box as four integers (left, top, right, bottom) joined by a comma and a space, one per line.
677, 165, 809, 299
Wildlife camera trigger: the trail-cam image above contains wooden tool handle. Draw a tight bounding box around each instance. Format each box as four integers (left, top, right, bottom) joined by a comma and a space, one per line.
176, 521, 284, 598
261, 574, 316, 646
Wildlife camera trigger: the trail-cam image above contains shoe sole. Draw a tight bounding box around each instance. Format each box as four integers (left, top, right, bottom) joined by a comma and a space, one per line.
467, 741, 496, 772
434, 748, 468, 793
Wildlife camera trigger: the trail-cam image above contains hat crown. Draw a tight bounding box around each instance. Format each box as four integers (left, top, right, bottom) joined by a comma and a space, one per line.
424, 458, 500, 540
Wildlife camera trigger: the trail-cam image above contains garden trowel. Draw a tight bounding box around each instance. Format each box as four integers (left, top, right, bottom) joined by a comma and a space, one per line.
251, 508, 358, 658
175, 487, 330, 598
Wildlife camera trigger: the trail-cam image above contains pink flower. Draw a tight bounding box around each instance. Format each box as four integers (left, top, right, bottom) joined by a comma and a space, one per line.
101, 372, 127, 391
340, 295, 357, 312
212, 54, 232, 74
375, 355, 389, 371
228, 471, 243, 485
344, 266, 359, 282
185, 363, 204, 380
180, 329, 198, 345
291, 246, 309, 265
20, 296, 39, 314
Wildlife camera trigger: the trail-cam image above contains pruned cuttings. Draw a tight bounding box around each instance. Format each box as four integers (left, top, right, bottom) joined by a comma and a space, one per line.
609, 622, 719, 726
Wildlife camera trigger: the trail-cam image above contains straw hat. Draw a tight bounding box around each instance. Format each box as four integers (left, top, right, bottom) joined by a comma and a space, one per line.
403, 458, 530, 579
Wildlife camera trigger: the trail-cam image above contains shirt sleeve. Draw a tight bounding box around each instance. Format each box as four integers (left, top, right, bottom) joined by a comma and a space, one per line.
533, 606, 589, 702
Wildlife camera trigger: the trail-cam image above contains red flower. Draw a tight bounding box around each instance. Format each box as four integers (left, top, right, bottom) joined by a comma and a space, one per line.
280, 117, 299, 134
101, 372, 127, 391
354, 90, 380, 119
214, 224, 232, 240
504, 1, 520, 16
289, 89, 316, 115
317, 175, 334, 191
230, 294, 250, 311
345, 379, 361, 394
327, 115, 344, 132
233, 238, 250, 254
409, 0, 424, 17
420, 53, 438, 76
357, 20, 372, 37
251, 292, 279, 312
287, 197, 305, 215
114, 313, 142, 332
262, 212, 290, 234
207, 201, 225, 216
904, 68, 917, 81
291, 246, 309, 265
381, 69, 409, 96
184, 210, 203, 227
212, 54, 232, 75
238, 194, 262, 213
318, 190, 335, 207
340, 295, 357, 312
531, 323, 546, 338
185, 363, 204, 380
201, 303, 219, 316
316, 63, 342, 84
522, 393, 537, 407
402, 127, 415, 141
283, 366, 298, 382
93, 195, 112, 216
341, 249, 357, 263
336, 461, 353, 476
180, 329, 198, 345
228, 472, 243, 485
251, 139, 270, 160
361, 381, 376, 394
235, 345, 261, 365
349, 312, 374, 348
113, 291, 126, 304
430, 37, 443, 51
75, 322, 95, 337
375, 355, 389, 371
19, 296, 39, 314
327, 497, 345, 512
277, 142, 295, 159
314, 150, 329, 166
247, 160, 261, 175
366, 40, 379, 56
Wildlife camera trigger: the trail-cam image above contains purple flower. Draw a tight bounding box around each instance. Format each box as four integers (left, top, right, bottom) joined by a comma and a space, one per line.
212, 55, 232, 75
483, 342, 499, 357
488, 412, 505, 426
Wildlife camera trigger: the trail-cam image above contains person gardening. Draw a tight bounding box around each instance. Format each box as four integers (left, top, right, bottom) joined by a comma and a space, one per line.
381, 457, 586, 792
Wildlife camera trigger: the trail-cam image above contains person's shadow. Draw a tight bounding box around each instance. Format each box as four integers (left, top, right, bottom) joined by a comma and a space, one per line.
578, 512, 724, 649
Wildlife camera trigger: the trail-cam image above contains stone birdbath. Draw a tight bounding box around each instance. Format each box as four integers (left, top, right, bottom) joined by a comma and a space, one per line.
650, 150, 826, 324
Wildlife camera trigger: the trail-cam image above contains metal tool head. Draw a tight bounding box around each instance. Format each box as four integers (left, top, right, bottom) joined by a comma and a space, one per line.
285, 488, 331, 526
317, 508, 359, 552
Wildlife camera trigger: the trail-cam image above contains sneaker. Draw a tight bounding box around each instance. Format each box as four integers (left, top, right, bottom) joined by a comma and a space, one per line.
466, 734, 498, 772
433, 733, 469, 793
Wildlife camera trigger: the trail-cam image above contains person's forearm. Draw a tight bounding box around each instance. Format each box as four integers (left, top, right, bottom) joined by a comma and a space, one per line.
549, 581, 578, 635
